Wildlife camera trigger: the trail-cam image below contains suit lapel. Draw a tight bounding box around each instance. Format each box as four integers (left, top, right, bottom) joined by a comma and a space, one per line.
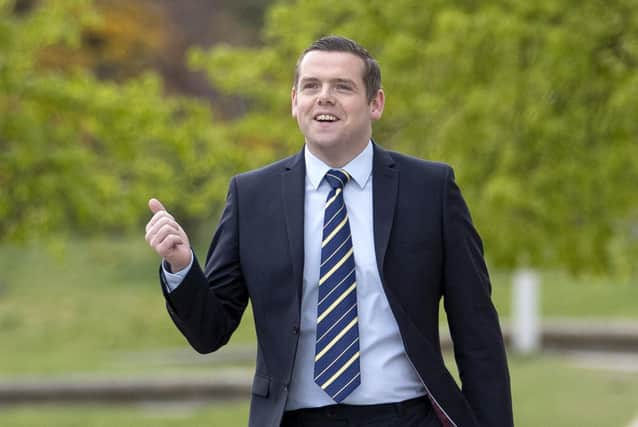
280, 144, 398, 300
372, 143, 398, 283
281, 149, 306, 308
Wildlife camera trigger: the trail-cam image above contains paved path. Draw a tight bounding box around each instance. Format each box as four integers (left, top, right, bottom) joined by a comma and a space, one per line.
560, 350, 638, 373
0, 371, 252, 405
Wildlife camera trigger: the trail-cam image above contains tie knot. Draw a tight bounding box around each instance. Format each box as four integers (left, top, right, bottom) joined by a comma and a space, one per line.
325, 169, 351, 190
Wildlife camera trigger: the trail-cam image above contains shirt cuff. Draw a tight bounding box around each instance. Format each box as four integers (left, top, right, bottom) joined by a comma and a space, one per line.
162, 252, 194, 293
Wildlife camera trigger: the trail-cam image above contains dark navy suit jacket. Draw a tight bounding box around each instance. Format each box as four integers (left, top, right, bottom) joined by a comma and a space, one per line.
161, 143, 513, 427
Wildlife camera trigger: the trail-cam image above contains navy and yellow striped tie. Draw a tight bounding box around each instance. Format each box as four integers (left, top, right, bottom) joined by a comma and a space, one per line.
314, 169, 360, 402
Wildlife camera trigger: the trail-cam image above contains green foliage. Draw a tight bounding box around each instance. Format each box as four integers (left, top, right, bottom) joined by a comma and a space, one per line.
0, 0, 242, 240
2, 0, 636, 276
190, 0, 638, 275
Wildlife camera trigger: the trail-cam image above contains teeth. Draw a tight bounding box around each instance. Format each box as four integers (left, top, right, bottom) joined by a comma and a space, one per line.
316, 114, 337, 121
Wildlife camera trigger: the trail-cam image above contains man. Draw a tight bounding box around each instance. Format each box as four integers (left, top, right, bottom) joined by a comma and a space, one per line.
145, 36, 513, 427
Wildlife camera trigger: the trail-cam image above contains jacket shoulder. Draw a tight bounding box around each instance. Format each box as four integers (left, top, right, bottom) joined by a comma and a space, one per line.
383, 149, 453, 180
233, 151, 302, 184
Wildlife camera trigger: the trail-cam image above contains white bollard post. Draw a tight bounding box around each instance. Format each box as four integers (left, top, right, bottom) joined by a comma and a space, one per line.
512, 269, 540, 355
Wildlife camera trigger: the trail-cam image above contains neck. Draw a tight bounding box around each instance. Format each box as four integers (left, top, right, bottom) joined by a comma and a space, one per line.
308, 140, 370, 169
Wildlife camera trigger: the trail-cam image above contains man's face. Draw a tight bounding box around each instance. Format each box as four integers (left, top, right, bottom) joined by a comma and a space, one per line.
291, 50, 384, 165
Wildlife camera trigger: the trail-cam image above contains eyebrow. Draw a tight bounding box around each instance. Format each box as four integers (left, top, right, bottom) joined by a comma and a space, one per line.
333, 78, 357, 86
299, 77, 359, 87
299, 77, 319, 84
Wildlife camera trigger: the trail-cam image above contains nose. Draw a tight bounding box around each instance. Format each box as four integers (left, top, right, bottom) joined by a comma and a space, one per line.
317, 86, 335, 105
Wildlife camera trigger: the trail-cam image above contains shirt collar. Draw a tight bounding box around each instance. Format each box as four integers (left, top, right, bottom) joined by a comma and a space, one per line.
304, 141, 373, 190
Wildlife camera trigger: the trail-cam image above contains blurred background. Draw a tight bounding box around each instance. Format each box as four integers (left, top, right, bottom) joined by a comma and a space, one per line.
1, 0, 637, 425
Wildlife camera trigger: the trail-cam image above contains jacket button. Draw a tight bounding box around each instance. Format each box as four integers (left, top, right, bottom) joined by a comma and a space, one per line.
292, 326, 300, 335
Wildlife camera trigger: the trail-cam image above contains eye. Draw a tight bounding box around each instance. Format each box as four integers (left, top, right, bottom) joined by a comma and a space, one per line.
302, 82, 319, 90
336, 83, 353, 91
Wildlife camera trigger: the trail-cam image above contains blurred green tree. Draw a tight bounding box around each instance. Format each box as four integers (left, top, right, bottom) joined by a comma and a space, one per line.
189, 0, 638, 276
0, 0, 246, 241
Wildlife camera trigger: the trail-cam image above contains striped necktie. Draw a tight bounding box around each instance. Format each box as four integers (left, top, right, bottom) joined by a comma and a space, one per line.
314, 168, 360, 402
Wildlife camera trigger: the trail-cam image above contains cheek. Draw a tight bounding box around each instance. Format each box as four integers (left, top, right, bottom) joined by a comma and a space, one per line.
291, 98, 302, 118
294, 100, 310, 117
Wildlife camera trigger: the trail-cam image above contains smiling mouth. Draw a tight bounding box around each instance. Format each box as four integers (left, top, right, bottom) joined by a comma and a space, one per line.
314, 114, 339, 123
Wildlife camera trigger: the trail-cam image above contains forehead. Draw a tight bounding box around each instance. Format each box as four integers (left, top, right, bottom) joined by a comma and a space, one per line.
297, 51, 366, 83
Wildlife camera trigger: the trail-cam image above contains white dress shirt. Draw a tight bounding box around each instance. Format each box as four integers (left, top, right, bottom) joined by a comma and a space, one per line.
163, 141, 425, 409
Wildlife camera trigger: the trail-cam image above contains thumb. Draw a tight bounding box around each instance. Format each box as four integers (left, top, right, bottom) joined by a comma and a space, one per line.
148, 198, 166, 214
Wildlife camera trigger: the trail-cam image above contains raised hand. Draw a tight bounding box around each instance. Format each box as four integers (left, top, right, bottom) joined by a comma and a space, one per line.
145, 198, 192, 272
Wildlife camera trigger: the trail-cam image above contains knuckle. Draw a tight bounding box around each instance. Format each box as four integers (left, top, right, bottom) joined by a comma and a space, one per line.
160, 223, 175, 235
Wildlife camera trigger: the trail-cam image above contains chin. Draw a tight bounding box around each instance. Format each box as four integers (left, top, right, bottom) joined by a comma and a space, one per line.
308, 137, 344, 152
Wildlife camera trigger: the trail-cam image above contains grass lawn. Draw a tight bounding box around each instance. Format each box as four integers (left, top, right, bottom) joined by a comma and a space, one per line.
488, 269, 638, 320
0, 237, 636, 426
0, 238, 254, 376
0, 355, 636, 427
0, 237, 637, 375
508, 355, 638, 427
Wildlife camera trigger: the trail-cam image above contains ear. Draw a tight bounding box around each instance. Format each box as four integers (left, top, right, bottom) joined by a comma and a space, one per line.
291, 86, 298, 118
369, 89, 385, 121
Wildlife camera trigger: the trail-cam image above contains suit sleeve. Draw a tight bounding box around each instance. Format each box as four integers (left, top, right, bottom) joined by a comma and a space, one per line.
159, 177, 249, 354
441, 167, 514, 427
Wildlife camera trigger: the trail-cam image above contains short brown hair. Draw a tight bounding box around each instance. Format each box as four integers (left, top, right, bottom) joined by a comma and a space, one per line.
293, 35, 382, 102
